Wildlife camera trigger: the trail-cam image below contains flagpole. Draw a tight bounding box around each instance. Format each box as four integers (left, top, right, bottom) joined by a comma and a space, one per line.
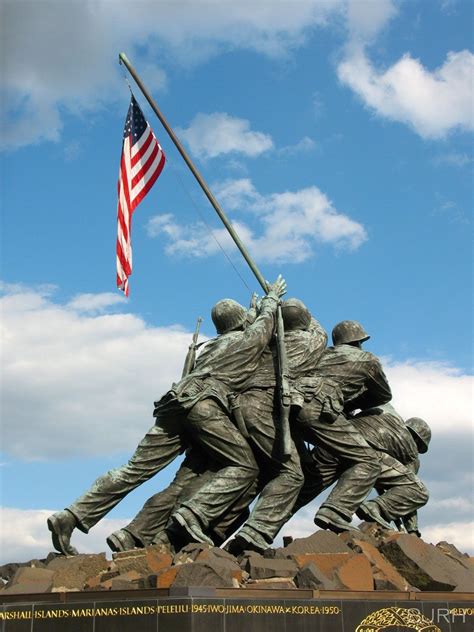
119, 52, 292, 459
119, 52, 268, 294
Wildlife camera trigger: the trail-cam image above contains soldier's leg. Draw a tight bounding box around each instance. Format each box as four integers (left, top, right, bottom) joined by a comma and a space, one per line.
210, 477, 261, 544
358, 454, 429, 527
401, 511, 421, 536
172, 398, 258, 542
291, 445, 342, 515
229, 389, 304, 551
70, 421, 183, 532
110, 449, 216, 549
303, 414, 382, 522
48, 410, 184, 555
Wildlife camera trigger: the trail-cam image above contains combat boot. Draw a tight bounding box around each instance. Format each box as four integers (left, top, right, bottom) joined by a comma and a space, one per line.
171, 508, 214, 546
356, 501, 393, 530
314, 507, 358, 534
106, 529, 139, 553
224, 530, 267, 556
47, 509, 79, 556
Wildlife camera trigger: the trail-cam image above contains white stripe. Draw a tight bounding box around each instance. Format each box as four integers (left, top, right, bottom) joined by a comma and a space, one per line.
131, 125, 153, 157
130, 149, 163, 202
123, 137, 133, 191
118, 198, 131, 266
117, 254, 126, 279
119, 137, 133, 229
117, 225, 131, 264
131, 135, 158, 179
118, 185, 131, 233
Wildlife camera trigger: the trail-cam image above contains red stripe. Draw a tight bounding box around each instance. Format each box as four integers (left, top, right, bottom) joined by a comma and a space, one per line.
117, 199, 129, 242
117, 274, 129, 297
116, 238, 132, 277
119, 153, 133, 215
131, 142, 159, 190
131, 129, 153, 168
130, 152, 165, 211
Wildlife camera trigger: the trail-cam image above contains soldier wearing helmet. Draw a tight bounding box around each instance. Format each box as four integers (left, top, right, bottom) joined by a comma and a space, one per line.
318, 320, 392, 412
331, 320, 370, 347
211, 298, 248, 334
406, 417, 431, 454
223, 297, 327, 555
351, 404, 431, 535
47, 276, 287, 556
289, 319, 392, 533
108, 296, 327, 555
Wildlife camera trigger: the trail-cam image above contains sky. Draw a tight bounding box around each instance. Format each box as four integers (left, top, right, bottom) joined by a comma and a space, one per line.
1, 0, 473, 564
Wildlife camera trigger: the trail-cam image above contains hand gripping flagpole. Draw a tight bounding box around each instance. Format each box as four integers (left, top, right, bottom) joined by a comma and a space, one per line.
119, 52, 292, 460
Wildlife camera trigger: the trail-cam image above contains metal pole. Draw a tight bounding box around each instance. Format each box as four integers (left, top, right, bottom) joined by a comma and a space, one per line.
119, 53, 292, 459
119, 52, 268, 293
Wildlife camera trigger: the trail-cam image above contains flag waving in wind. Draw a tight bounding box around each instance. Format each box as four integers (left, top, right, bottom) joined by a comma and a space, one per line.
117, 94, 166, 295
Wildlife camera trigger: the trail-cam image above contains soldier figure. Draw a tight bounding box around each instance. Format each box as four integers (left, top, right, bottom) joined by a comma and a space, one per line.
222, 298, 327, 554
290, 320, 392, 532
107, 449, 221, 552
354, 406, 431, 535
108, 298, 327, 554
47, 276, 287, 555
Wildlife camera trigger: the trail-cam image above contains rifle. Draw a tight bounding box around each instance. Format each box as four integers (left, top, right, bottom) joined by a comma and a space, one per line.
181, 317, 203, 378
275, 304, 292, 460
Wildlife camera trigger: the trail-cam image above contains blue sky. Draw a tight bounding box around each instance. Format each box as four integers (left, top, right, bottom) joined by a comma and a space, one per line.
1, 0, 473, 562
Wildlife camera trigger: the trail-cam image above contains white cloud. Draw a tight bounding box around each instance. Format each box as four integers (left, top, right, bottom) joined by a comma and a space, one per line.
1, 0, 346, 150
177, 113, 273, 159
336, 0, 474, 139
423, 521, 474, 554
279, 468, 474, 556
439, 0, 459, 14
433, 152, 472, 168
345, 0, 397, 42
277, 136, 317, 156
147, 214, 254, 259
3, 505, 473, 566
3, 285, 472, 463
4, 0, 471, 150
0, 507, 126, 564
338, 46, 474, 138
66, 292, 127, 314
147, 179, 367, 263
385, 360, 473, 435
0, 285, 192, 460
430, 497, 474, 513
1, 290, 471, 477
279, 510, 474, 555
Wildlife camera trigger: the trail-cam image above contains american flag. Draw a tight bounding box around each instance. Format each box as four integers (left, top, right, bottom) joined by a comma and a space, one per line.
117, 95, 166, 295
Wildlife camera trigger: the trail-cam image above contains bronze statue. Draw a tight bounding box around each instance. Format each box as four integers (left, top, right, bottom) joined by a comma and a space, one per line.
48, 307, 432, 556
218, 299, 327, 554
108, 298, 327, 554
47, 276, 287, 555
354, 405, 431, 535
290, 320, 392, 533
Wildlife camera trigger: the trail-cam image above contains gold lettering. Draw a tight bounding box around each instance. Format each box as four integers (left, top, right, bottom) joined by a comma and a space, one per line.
0, 611, 32, 621
451, 608, 473, 616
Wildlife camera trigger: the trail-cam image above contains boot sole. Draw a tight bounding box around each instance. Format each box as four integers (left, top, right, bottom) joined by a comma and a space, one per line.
314, 516, 346, 533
